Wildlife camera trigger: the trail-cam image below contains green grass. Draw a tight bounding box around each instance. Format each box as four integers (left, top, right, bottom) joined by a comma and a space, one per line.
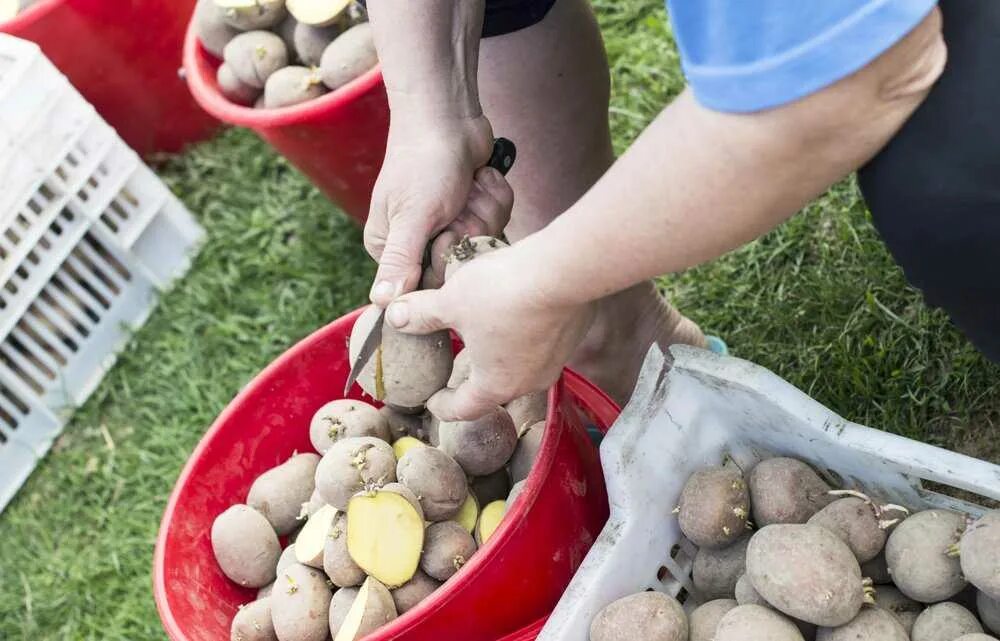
1, 1, 998, 639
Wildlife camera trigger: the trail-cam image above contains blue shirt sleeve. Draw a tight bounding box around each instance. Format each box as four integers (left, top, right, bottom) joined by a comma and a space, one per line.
666, 0, 938, 113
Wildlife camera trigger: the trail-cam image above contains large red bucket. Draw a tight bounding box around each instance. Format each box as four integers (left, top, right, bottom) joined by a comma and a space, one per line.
1, 0, 219, 156
153, 307, 619, 641
182, 16, 389, 225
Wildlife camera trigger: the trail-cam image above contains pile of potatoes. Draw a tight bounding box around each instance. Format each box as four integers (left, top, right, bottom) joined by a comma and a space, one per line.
193, 0, 378, 109
212, 286, 548, 640
591, 456, 1000, 641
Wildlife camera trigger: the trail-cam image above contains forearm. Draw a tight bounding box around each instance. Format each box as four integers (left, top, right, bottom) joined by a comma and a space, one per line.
367, 0, 485, 123
520, 9, 946, 306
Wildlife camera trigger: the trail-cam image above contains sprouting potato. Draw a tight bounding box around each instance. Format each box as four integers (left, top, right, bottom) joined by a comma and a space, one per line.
589, 591, 688, 641
420, 521, 477, 581
748, 458, 835, 526
806, 496, 893, 563
396, 446, 468, 521
323, 512, 365, 588
885, 509, 968, 603
212, 504, 281, 588
746, 524, 867, 627
443, 236, 509, 281
310, 399, 391, 454
960, 510, 1000, 600
271, 563, 333, 641
314, 436, 396, 510
677, 466, 751, 549
223, 30, 289, 89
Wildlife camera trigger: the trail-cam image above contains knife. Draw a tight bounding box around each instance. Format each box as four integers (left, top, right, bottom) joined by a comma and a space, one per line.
344, 137, 517, 397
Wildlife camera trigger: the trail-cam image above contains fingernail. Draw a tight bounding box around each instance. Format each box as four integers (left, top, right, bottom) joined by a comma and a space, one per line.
371, 280, 396, 302
386, 301, 409, 328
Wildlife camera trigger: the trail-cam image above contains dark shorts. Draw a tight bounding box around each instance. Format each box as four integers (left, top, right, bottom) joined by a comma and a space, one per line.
858, 0, 1000, 361
359, 0, 557, 38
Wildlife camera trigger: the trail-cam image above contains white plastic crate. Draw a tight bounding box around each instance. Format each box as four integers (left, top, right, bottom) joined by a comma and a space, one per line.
0, 34, 205, 513
539, 345, 1000, 641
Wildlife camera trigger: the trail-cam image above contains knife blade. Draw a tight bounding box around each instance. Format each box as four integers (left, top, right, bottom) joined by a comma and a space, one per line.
344, 137, 517, 397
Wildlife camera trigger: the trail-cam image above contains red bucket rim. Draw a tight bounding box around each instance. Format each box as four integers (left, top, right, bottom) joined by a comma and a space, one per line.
182, 15, 385, 129
152, 308, 618, 641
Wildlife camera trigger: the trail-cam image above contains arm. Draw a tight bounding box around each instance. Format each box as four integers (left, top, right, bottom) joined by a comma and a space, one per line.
387, 8, 948, 419
365, 1, 506, 304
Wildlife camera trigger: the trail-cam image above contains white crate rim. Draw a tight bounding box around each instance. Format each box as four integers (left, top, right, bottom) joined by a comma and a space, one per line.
539, 344, 1000, 641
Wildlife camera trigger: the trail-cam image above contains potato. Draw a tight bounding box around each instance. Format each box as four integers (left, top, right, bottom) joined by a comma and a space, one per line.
258, 583, 274, 599
215, 0, 287, 30
506, 480, 527, 511
392, 436, 424, 461
509, 421, 544, 485
453, 493, 479, 534
746, 524, 866, 627
223, 31, 289, 90
735, 574, 767, 607
590, 591, 687, 641
438, 407, 517, 476
319, 23, 377, 90
477, 500, 506, 545
816, 607, 908, 641
293, 21, 344, 66
443, 236, 508, 281
396, 446, 467, 521
961, 510, 1000, 600
690, 599, 738, 641
448, 349, 471, 388
277, 543, 298, 574
471, 468, 511, 506
301, 488, 325, 519
886, 509, 968, 602
860, 549, 892, 584
346, 485, 424, 587
806, 497, 886, 563
231, 597, 276, 641
271, 563, 333, 641
247, 453, 320, 535
310, 399, 391, 454
714, 605, 805, 641
381, 406, 425, 441
692, 534, 750, 600
217, 62, 262, 105
334, 577, 398, 641
911, 602, 983, 641
420, 521, 477, 581
749, 458, 834, 526
287, 0, 350, 26
212, 504, 281, 587
194, 0, 241, 58
874, 585, 923, 634
979, 591, 1000, 636
315, 436, 396, 510
348, 305, 453, 409
264, 65, 327, 108
391, 569, 441, 614
678, 466, 751, 549
505, 390, 548, 436
275, 13, 298, 59
291, 504, 335, 568
328, 587, 359, 638
322, 512, 365, 588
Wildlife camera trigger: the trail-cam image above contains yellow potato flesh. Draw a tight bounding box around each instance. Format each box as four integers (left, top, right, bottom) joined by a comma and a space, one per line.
295, 504, 337, 567
287, 0, 350, 26
454, 494, 479, 534
478, 500, 506, 544
347, 490, 424, 587
392, 436, 424, 461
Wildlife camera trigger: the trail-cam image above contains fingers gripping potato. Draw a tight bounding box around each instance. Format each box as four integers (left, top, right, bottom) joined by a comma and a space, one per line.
677, 466, 751, 549
589, 592, 688, 641
212, 504, 281, 588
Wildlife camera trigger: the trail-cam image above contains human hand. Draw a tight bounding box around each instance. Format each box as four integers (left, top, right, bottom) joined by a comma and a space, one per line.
365, 115, 513, 305
382, 245, 596, 420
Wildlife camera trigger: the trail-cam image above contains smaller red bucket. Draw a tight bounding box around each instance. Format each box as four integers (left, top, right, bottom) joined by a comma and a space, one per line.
2, 0, 219, 156
154, 307, 619, 641
182, 19, 389, 225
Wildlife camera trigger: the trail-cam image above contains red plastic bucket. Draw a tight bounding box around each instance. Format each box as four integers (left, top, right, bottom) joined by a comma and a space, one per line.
1, 0, 219, 156
153, 307, 619, 641
182, 17, 389, 225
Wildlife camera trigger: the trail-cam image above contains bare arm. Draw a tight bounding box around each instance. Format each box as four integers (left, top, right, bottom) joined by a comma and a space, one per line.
387, 8, 948, 419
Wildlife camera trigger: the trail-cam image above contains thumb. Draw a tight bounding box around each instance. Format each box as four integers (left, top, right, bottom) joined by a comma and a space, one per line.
385, 289, 450, 336
427, 378, 507, 421
370, 218, 433, 307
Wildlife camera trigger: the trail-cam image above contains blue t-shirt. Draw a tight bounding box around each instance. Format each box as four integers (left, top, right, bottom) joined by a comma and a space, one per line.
667, 0, 938, 112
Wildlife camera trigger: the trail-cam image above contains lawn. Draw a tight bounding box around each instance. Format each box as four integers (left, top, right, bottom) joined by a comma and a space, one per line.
1, 1, 998, 639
